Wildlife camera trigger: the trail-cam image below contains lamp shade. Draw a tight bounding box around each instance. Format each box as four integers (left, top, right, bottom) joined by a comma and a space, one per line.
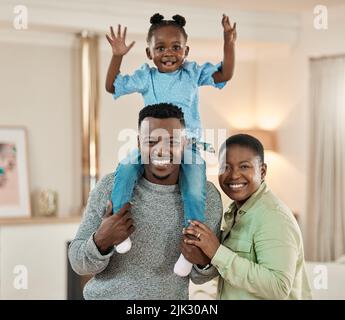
231, 129, 277, 152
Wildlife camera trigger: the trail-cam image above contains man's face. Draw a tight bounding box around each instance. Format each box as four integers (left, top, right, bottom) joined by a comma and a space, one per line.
146, 25, 189, 73
218, 145, 267, 207
138, 117, 185, 184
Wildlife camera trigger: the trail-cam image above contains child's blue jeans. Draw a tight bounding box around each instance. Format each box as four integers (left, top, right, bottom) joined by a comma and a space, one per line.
111, 143, 206, 227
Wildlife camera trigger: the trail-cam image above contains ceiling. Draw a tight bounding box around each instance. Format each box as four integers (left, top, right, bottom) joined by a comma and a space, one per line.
152, 0, 345, 13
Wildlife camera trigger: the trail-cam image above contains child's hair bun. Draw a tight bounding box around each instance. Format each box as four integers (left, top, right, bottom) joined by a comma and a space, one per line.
150, 13, 164, 24
172, 15, 186, 27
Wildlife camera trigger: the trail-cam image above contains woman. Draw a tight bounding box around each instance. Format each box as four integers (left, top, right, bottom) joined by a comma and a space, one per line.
184, 134, 312, 300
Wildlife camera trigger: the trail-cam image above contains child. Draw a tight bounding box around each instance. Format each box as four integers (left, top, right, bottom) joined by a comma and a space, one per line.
105, 13, 236, 276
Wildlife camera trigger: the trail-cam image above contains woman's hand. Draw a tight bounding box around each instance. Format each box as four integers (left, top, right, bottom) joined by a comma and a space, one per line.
183, 220, 221, 260
180, 235, 211, 267
106, 25, 135, 56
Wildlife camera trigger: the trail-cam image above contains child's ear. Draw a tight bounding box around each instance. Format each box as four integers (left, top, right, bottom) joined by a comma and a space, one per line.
146, 48, 152, 60
185, 46, 189, 57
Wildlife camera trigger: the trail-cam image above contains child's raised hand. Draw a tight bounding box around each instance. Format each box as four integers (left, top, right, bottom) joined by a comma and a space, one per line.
222, 14, 237, 44
106, 25, 135, 56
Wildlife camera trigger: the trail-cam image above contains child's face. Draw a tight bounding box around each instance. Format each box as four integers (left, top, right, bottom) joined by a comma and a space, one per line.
146, 25, 189, 73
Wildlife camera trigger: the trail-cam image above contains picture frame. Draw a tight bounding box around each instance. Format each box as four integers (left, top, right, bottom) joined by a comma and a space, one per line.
0, 127, 31, 218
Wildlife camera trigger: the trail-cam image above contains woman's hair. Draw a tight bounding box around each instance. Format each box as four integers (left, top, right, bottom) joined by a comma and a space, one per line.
146, 13, 188, 43
219, 134, 265, 163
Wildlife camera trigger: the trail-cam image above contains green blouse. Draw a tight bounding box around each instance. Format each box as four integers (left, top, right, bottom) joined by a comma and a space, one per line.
211, 182, 312, 300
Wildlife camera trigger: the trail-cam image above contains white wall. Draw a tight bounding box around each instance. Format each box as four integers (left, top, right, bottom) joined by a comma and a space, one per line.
0, 37, 82, 216
255, 54, 309, 226
253, 5, 345, 258
0, 222, 79, 299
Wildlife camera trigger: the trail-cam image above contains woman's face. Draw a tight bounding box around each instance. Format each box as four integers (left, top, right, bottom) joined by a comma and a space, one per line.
146, 25, 189, 73
218, 145, 267, 207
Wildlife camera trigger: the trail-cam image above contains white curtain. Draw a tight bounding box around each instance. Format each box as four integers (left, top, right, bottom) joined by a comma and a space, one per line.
307, 56, 345, 261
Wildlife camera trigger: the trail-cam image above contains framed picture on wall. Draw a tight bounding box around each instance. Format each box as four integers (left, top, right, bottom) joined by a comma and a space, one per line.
0, 127, 31, 218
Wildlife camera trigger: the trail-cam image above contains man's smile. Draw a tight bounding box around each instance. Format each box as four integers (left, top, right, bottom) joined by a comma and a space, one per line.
150, 154, 173, 169
151, 158, 171, 167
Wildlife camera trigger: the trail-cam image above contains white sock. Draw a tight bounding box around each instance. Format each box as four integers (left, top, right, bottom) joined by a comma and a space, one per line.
174, 253, 193, 277
115, 237, 132, 254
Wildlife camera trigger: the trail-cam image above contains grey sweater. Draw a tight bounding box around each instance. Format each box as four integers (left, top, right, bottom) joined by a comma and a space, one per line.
68, 173, 222, 300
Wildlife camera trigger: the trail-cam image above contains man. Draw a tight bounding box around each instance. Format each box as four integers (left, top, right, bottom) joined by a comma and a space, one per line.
68, 103, 223, 299
184, 134, 312, 299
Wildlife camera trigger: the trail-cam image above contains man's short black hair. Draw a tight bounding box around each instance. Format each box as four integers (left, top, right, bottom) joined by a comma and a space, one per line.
220, 134, 265, 163
138, 103, 185, 128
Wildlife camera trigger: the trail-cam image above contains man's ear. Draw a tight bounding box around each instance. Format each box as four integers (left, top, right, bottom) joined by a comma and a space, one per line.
181, 134, 187, 149
261, 163, 267, 181
137, 135, 141, 151
146, 47, 152, 60
185, 46, 189, 58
